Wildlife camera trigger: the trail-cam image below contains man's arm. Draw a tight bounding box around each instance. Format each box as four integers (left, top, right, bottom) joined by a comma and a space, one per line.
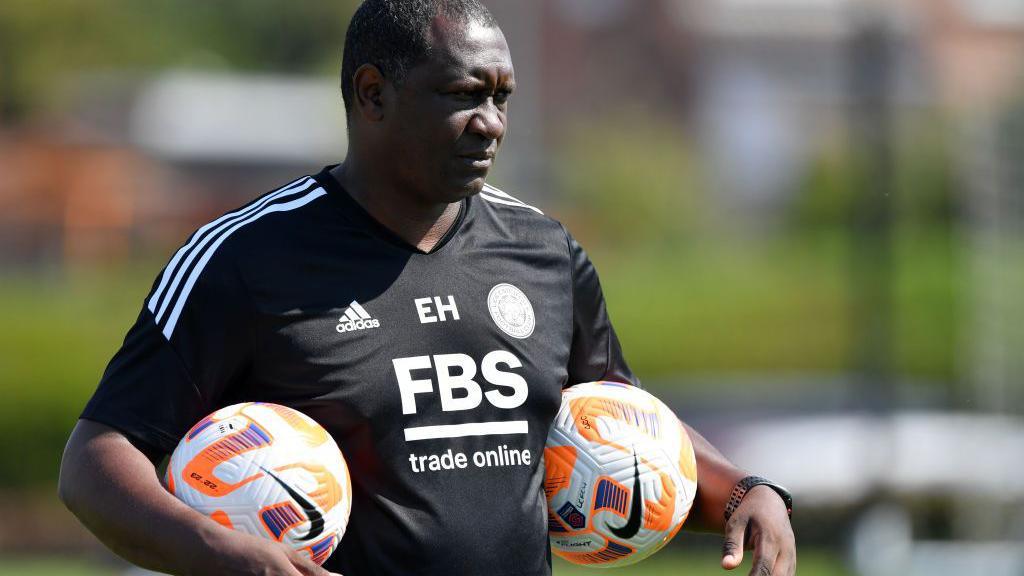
683, 423, 796, 576
58, 419, 339, 576
561, 230, 795, 575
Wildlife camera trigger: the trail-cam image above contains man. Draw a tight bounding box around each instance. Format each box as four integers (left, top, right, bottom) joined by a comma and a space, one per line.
58, 1, 796, 575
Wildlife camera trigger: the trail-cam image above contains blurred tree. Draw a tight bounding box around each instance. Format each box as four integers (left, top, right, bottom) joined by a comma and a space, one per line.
790, 115, 957, 233
554, 112, 708, 250
0, 0, 357, 124
789, 112, 962, 385
891, 117, 958, 228
789, 144, 858, 231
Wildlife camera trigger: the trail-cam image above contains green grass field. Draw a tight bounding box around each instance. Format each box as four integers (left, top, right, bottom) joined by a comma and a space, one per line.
0, 558, 119, 576
596, 230, 962, 379
554, 549, 851, 575
0, 549, 850, 575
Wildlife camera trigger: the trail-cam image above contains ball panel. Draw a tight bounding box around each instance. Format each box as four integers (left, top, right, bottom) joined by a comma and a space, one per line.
250, 402, 330, 448
569, 396, 663, 440
304, 534, 338, 565
678, 423, 698, 484
640, 467, 677, 532
550, 531, 608, 559
220, 509, 263, 537
259, 501, 305, 541
556, 538, 635, 566
592, 476, 629, 518
273, 462, 344, 514
542, 445, 577, 500
180, 419, 274, 498
209, 510, 234, 530
166, 453, 177, 496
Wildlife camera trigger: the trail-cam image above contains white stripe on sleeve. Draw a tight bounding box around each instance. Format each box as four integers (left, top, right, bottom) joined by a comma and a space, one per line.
160, 187, 327, 339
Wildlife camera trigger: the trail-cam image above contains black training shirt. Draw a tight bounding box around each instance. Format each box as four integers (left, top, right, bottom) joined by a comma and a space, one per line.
82, 167, 637, 576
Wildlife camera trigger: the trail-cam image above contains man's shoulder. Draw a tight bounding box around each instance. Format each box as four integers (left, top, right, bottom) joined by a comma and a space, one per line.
156, 174, 330, 283
476, 182, 545, 216
474, 182, 568, 242
206, 173, 332, 245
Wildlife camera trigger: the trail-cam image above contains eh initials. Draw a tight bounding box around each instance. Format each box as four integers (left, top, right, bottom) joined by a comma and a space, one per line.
415, 295, 459, 324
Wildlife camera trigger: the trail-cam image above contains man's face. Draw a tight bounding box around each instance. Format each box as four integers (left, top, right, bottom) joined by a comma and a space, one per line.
384, 18, 514, 203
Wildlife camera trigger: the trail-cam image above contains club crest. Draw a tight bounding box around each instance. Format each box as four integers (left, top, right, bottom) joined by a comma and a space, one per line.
487, 283, 535, 339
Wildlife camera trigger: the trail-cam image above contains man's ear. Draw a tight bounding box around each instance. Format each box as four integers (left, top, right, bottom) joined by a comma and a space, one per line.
353, 63, 387, 122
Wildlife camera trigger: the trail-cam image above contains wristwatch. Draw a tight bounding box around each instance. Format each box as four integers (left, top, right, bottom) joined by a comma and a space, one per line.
724, 476, 793, 520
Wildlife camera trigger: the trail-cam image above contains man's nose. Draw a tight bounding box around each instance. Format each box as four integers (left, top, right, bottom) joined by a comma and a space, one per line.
467, 100, 505, 141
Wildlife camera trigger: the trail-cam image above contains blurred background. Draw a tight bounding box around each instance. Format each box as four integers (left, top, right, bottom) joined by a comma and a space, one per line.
2, 0, 1023, 574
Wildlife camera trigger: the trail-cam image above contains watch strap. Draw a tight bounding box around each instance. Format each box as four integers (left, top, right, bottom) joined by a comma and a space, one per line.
724, 475, 793, 520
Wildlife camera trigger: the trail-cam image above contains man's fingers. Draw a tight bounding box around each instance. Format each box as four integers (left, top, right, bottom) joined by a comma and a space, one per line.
302, 564, 335, 576
309, 563, 338, 576
746, 534, 779, 576
772, 548, 796, 576
721, 515, 748, 570
287, 549, 336, 576
749, 558, 773, 576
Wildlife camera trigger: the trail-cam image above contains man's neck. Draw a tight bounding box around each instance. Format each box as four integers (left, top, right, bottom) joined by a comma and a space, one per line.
329, 162, 462, 253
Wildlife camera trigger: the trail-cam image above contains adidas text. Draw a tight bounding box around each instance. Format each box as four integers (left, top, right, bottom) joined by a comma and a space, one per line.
336, 318, 380, 333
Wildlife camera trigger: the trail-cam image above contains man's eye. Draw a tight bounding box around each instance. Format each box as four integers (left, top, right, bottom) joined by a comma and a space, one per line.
449, 89, 511, 106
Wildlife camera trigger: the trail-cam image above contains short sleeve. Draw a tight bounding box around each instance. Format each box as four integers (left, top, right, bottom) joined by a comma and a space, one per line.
564, 229, 639, 388
81, 249, 252, 454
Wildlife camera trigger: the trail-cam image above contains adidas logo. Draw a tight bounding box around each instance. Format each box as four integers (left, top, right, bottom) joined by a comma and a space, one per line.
335, 300, 381, 333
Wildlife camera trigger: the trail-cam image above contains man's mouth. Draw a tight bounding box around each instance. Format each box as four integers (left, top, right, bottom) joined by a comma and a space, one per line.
457, 152, 495, 169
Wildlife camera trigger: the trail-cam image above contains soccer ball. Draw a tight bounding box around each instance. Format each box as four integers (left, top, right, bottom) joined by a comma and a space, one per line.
165, 402, 351, 565
544, 382, 698, 567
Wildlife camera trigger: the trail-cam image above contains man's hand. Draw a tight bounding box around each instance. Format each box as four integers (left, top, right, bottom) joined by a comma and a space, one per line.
205, 529, 341, 576
679, 422, 797, 575
720, 485, 796, 576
